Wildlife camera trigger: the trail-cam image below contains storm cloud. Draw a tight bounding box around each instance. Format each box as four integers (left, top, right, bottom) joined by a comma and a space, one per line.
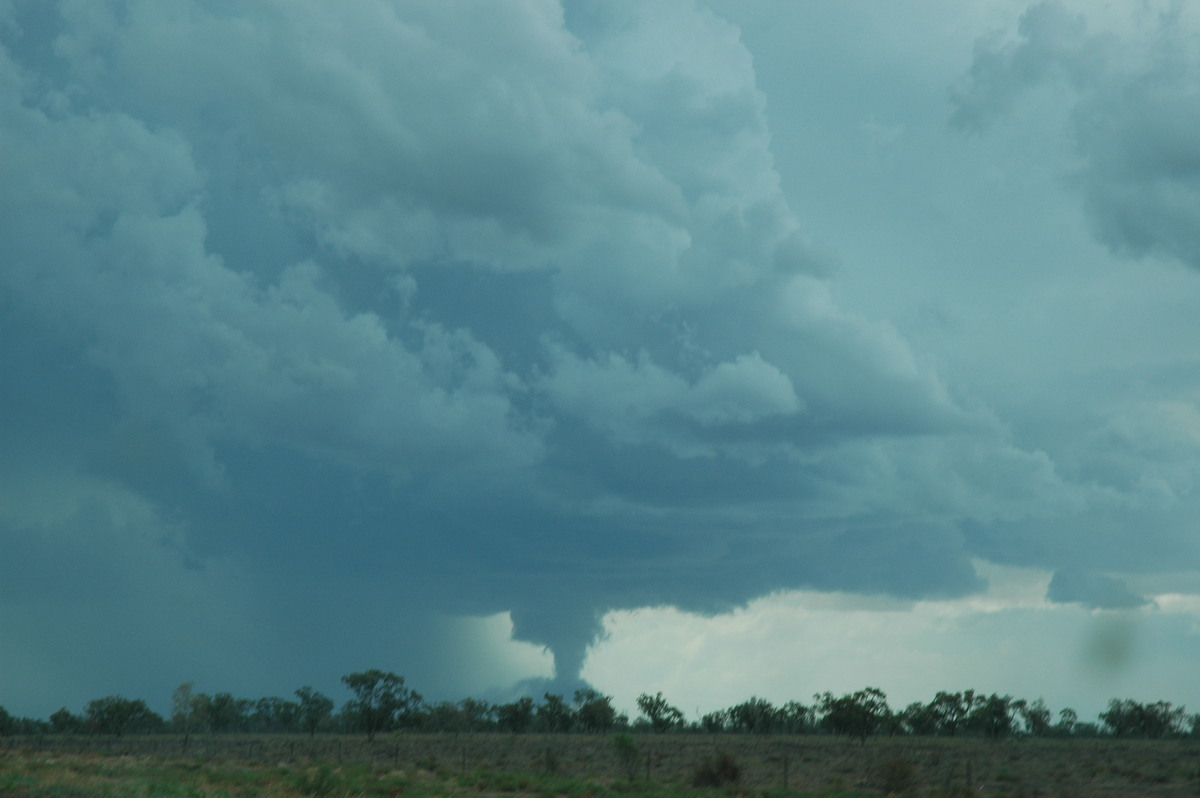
3, 0, 1200, 717
953, 0, 1200, 270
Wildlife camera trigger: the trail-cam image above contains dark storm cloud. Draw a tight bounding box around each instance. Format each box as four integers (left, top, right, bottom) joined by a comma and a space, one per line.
953, 0, 1200, 270
0, 0, 1158, 713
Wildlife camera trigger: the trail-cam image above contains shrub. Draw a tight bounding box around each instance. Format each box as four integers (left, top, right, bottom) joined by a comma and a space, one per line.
692, 752, 741, 787
611, 733, 640, 782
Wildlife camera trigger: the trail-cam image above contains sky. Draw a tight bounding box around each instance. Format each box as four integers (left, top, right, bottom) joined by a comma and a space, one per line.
3, 0, 1200, 724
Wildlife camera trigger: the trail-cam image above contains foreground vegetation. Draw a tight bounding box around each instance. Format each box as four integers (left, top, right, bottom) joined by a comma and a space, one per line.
4, 733, 1200, 797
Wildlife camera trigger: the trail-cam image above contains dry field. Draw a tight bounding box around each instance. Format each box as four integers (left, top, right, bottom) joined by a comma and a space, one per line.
3, 733, 1200, 797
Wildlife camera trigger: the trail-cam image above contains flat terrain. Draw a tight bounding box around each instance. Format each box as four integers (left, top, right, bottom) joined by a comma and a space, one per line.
3, 733, 1200, 797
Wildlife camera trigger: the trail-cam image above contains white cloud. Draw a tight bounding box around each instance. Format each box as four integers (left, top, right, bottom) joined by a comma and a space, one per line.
436, 613, 555, 696
584, 561, 1200, 719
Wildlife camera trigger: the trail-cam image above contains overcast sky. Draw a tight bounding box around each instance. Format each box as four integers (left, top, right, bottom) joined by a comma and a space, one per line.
4, 0, 1200, 723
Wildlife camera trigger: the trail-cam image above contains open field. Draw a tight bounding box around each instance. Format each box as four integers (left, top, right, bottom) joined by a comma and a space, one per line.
3, 733, 1200, 797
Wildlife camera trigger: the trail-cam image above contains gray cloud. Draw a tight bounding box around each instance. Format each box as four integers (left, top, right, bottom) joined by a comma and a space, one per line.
1047, 567, 1148, 610
952, 0, 1200, 270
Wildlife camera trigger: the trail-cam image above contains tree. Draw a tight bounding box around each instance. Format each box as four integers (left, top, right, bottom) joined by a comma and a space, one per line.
336, 700, 361, 733
536, 694, 574, 733
295, 687, 334, 737
419, 700, 493, 732
900, 701, 939, 736
1141, 701, 1186, 739
253, 696, 301, 733
86, 696, 158, 737
727, 697, 778, 733
172, 683, 203, 745
341, 670, 419, 740
418, 701, 455, 732
497, 697, 535, 733
1095, 698, 1184, 738
458, 698, 496, 732
234, 698, 255, 732
1055, 707, 1078, 736
1100, 699, 1143, 738
967, 694, 1023, 738
700, 709, 728, 733
1188, 713, 1200, 739
816, 688, 890, 744
206, 692, 241, 734
636, 692, 684, 733
1020, 698, 1053, 737
779, 701, 814, 734
573, 689, 616, 733
932, 691, 978, 736
188, 691, 214, 737
0, 705, 15, 736
50, 707, 82, 734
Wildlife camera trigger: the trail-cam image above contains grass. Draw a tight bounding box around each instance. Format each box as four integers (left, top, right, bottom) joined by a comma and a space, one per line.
4, 734, 1200, 797
0, 754, 415, 798
0, 748, 879, 798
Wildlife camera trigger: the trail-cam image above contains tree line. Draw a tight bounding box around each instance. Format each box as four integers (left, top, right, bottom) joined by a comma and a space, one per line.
2, 671, 1196, 744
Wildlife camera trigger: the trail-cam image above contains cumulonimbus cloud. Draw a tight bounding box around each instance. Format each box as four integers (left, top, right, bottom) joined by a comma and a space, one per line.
0, 0, 1152, 703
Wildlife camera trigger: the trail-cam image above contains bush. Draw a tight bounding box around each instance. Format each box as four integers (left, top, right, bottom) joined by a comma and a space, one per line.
611, 733, 640, 782
692, 752, 741, 787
